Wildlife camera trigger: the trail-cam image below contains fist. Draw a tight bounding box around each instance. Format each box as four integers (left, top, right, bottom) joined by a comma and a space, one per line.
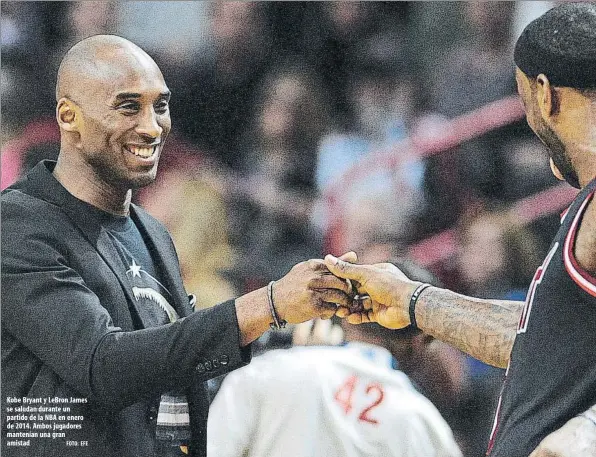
273, 254, 356, 324
324, 255, 419, 329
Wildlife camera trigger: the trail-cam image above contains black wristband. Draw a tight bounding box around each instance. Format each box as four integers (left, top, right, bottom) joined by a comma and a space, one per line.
409, 283, 431, 329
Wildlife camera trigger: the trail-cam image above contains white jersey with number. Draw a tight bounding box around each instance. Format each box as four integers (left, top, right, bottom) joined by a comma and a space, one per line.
207, 343, 462, 457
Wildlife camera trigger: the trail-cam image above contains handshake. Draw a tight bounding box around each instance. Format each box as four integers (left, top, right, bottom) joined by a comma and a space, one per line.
271, 251, 424, 331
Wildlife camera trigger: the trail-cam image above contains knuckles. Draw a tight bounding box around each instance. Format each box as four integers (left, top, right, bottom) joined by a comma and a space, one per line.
306, 259, 324, 270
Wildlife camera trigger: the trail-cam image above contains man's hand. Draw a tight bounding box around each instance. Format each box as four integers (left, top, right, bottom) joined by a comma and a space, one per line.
235, 253, 357, 346
324, 254, 420, 329
273, 252, 357, 323
529, 415, 596, 457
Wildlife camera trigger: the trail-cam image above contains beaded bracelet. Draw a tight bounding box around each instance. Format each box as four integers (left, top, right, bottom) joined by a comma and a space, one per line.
267, 281, 287, 330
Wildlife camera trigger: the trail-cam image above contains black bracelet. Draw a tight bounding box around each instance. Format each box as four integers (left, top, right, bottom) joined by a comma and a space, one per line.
267, 281, 287, 330
409, 283, 431, 329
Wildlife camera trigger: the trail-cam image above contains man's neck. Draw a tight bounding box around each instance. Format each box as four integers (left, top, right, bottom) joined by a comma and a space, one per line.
53, 155, 132, 216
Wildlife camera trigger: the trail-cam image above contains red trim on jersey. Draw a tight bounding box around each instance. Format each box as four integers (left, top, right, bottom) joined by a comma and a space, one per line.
486, 392, 503, 454
560, 206, 570, 223
563, 191, 596, 297
486, 362, 510, 455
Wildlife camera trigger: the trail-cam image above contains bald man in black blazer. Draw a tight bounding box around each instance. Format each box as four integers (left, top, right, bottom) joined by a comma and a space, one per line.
1, 35, 352, 457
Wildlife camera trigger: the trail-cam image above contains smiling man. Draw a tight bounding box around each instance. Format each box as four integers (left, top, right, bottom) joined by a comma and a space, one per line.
53, 35, 172, 206
1, 35, 353, 457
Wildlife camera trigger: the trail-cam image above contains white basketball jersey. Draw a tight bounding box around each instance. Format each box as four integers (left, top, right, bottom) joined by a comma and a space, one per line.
207, 343, 462, 457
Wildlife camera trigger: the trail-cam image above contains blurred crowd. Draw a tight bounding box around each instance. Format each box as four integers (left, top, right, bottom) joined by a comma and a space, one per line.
2, 2, 567, 456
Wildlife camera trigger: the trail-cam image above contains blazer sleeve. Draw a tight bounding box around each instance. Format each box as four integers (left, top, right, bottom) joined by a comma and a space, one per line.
1, 194, 251, 410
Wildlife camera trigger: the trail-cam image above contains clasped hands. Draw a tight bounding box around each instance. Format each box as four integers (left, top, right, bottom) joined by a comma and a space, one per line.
273, 251, 419, 329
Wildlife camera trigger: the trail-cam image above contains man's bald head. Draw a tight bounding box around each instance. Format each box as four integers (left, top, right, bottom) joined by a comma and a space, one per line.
53, 35, 171, 197
56, 35, 163, 104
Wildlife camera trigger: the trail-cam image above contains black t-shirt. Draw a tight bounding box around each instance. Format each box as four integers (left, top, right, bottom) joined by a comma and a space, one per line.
487, 177, 596, 457
103, 214, 178, 328
90, 207, 185, 457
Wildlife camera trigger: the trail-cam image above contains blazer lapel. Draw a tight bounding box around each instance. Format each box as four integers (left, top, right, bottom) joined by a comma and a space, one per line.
93, 228, 146, 329
131, 205, 191, 318
22, 161, 145, 328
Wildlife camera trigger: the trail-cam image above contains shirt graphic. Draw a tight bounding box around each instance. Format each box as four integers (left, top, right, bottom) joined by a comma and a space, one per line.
126, 259, 178, 324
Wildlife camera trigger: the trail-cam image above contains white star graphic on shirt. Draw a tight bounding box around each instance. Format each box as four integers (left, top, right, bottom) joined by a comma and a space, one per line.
127, 260, 142, 278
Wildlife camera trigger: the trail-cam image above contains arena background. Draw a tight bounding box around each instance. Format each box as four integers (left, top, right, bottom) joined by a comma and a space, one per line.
1, 2, 576, 455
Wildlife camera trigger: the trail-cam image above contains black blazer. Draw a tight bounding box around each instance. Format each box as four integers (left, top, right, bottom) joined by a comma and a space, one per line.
1, 161, 251, 457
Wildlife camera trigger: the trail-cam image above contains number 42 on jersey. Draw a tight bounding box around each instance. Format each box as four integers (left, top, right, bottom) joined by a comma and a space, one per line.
334, 375, 385, 425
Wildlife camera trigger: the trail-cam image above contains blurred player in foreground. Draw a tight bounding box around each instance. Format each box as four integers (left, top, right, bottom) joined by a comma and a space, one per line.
325, 4, 596, 457
207, 261, 462, 457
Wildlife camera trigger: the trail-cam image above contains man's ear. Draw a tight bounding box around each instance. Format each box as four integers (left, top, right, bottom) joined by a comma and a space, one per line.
536, 74, 560, 118
56, 98, 79, 132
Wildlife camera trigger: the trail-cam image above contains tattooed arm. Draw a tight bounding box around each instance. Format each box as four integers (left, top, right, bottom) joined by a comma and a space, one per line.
415, 289, 522, 368
324, 255, 523, 368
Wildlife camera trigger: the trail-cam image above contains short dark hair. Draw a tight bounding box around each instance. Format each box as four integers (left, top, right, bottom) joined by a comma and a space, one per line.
514, 2, 596, 89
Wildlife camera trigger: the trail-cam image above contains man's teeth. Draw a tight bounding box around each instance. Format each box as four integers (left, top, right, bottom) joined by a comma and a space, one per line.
128, 145, 155, 158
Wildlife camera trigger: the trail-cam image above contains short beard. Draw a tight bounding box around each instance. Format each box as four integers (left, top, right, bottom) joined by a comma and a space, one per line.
535, 123, 581, 189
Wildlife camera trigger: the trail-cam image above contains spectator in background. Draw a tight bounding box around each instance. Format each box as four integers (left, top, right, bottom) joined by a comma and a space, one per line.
68, 1, 117, 41
1, 2, 58, 141
499, 135, 563, 253
429, 2, 515, 117
315, 31, 425, 254
226, 63, 331, 289
140, 167, 237, 311
456, 208, 543, 301
420, 2, 518, 234
115, 1, 210, 64
299, 2, 411, 128
500, 136, 558, 201
168, 2, 273, 169
306, 2, 379, 127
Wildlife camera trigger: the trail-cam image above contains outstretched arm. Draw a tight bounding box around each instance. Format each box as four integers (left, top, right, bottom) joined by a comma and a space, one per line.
414, 288, 522, 368
324, 256, 523, 368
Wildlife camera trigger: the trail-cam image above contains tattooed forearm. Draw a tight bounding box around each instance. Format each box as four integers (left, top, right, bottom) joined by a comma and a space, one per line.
416, 288, 524, 368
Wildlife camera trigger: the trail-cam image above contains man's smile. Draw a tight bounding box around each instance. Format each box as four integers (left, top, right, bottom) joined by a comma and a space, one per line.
124, 143, 159, 159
